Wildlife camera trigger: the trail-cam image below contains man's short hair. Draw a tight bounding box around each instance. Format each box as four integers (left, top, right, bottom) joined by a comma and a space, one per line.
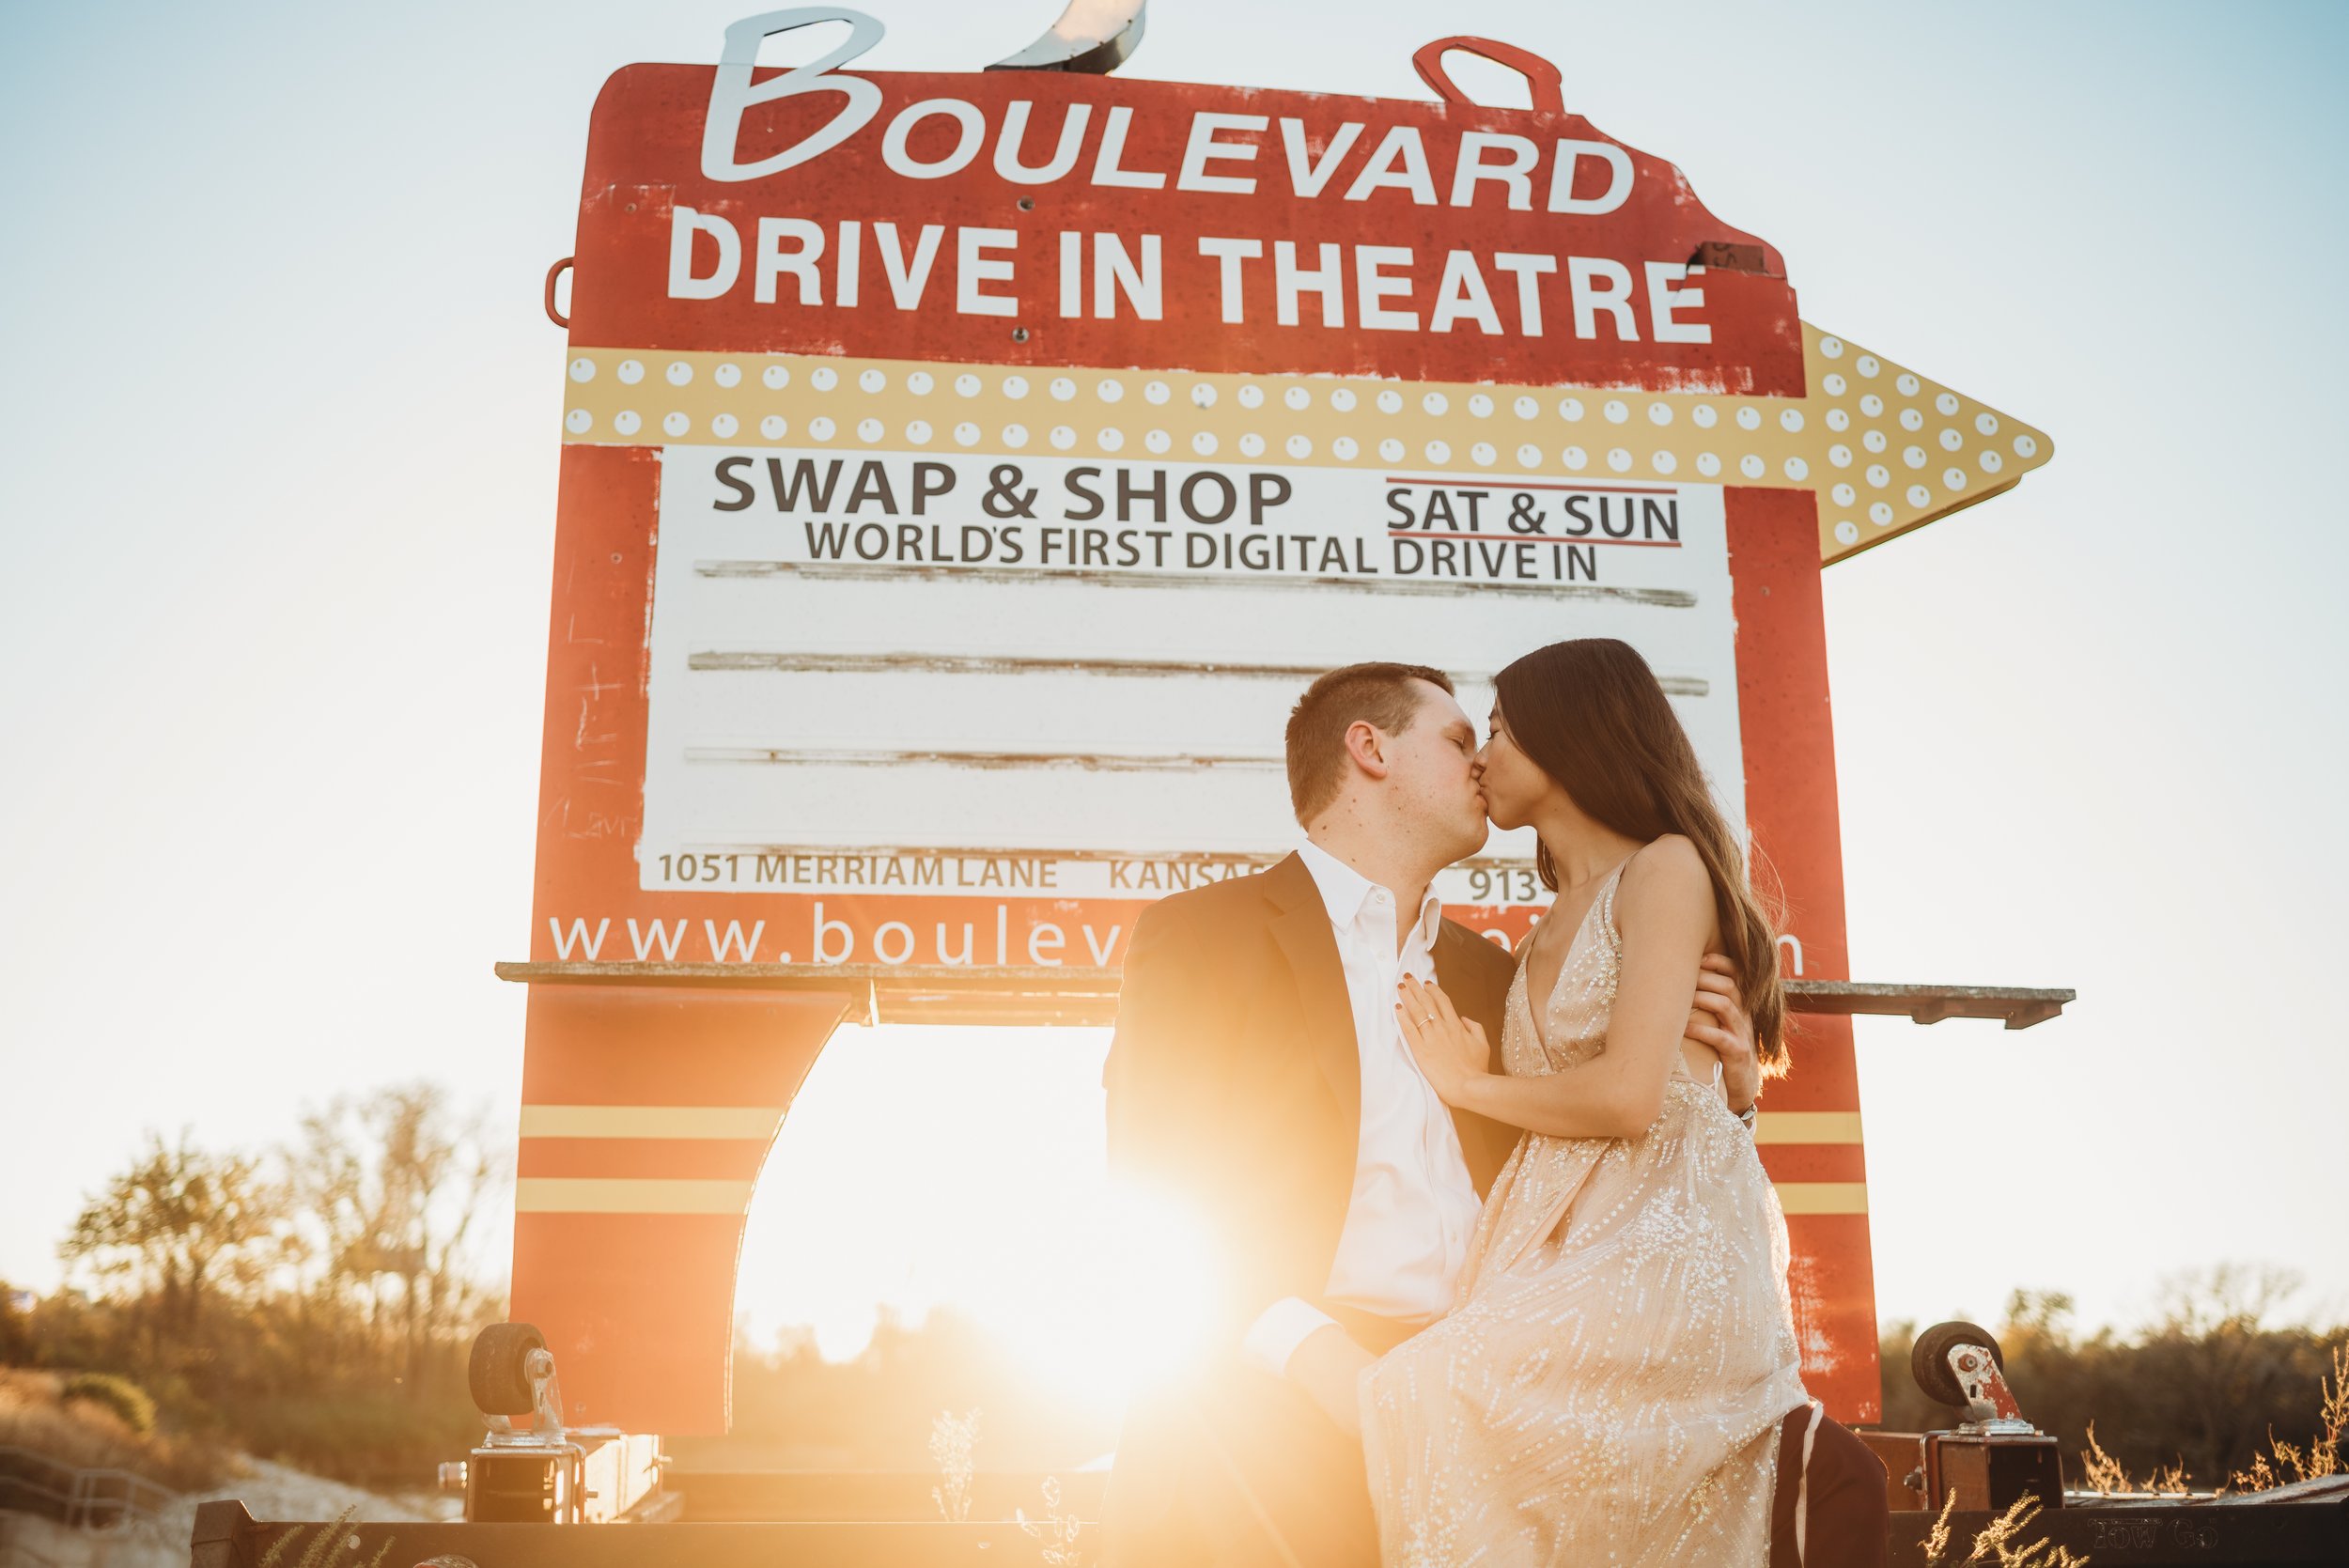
1283, 662, 1455, 825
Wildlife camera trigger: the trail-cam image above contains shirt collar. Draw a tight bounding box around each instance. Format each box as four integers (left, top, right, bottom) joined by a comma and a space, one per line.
1296, 841, 1444, 950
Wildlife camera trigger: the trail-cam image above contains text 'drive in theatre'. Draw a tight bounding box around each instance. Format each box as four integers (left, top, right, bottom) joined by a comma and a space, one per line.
638, 447, 1745, 902
608, 59, 1805, 393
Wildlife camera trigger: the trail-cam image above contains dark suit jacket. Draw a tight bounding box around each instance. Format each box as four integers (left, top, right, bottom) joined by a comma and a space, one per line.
1100, 851, 1518, 1565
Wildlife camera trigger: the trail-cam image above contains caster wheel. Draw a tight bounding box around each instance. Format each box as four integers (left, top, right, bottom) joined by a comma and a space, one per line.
1911, 1320, 2005, 1409
468, 1322, 547, 1416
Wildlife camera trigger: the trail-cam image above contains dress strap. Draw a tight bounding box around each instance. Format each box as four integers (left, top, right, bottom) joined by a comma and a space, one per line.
1595, 843, 1644, 935
1672, 1056, 1725, 1088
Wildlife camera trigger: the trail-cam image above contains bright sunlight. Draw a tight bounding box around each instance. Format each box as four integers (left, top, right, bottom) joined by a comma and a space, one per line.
736, 1023, 1218, 1417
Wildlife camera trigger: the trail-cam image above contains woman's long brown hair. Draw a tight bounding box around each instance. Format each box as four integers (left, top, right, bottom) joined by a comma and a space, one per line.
1495, 638, 1788, 1069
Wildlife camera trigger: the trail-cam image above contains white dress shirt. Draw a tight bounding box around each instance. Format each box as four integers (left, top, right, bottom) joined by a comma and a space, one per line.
1239, 841, 1486, 1376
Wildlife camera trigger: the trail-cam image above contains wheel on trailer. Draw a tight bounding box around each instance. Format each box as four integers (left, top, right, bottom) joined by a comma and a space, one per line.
468, 1321, 548, 1416
1911, 1319, 2004, 1409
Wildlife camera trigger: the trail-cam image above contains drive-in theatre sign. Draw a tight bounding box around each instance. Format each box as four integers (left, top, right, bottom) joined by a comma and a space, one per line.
509, 8, 2054, 1434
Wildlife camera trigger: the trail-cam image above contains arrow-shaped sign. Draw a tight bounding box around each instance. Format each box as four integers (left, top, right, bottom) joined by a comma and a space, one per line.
559, 321, 2048, 568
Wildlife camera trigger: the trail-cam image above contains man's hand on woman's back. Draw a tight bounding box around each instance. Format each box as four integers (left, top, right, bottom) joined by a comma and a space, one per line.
1686, 953, 1762, 1113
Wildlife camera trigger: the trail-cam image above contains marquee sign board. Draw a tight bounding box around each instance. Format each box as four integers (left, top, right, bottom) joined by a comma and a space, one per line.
515, 9, 2052, 1433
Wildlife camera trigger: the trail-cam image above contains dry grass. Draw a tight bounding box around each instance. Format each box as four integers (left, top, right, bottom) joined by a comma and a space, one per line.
256, 1506, 397, 1568
0, 1367, 232, 1491
2076, 1421, 2189, 1496
928, 1407, 978, 1523
1016, 1474, 1086, 1567
1921, 1493, 2089, 1567
2224, 1342, 2347, 1494
1921, 1491, 1957, 1563
926, 1407, 1088, 1563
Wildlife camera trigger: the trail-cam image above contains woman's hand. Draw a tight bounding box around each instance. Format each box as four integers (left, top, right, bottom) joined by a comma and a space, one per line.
1685, 954, 1761, 1112
1396, 973, 1490, 1104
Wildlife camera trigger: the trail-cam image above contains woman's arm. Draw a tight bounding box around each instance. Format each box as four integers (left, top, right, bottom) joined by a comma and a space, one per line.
1399, 836, 1717, 1140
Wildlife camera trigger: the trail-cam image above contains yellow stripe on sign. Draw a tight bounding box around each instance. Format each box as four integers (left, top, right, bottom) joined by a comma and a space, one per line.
519, 1104, 784, 1140
1772, 1182, 1870, 1216
1753, 1111, 1864, 1145
555, 324, 2050, 568
514, 1177, 757, 1215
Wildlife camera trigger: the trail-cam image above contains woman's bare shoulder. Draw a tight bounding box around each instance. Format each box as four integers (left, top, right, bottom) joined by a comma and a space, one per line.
1615, 834, 1712, 926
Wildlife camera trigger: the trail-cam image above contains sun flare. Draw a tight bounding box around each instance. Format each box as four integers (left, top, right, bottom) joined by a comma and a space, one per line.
735, 1025, 1219, 1417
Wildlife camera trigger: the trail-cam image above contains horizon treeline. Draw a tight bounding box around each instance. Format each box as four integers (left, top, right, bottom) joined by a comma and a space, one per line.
1, 1090, 2341, 1495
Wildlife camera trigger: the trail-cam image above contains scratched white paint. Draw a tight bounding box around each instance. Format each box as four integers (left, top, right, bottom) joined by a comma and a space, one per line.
637, 445, 1745, 904
1784, 1252, 1843, 1376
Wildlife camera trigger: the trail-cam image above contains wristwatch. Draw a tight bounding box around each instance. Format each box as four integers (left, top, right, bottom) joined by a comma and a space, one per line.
1734, 1100, 1759, 1131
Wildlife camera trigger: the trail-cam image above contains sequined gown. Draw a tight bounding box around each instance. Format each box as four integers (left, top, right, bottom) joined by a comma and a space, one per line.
1361, 859, 1809, 1567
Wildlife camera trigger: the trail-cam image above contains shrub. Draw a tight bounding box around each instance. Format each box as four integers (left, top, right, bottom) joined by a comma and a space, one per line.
0, 1368, 227, 1491
231, 1389, 484, 1483
60, 1372, 157, 1436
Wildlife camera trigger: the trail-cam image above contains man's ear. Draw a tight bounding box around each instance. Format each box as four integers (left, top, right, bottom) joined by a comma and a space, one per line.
1343, 719, 1392, 782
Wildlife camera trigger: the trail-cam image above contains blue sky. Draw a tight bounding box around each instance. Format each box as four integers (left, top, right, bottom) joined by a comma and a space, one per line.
3, 0, 2345, 1358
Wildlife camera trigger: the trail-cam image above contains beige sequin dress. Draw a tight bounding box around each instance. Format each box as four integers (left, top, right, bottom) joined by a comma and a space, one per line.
1361, 858, 1809, 1567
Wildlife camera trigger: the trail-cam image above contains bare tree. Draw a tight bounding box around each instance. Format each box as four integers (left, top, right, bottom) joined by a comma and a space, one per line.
284, 1083, 507, 1395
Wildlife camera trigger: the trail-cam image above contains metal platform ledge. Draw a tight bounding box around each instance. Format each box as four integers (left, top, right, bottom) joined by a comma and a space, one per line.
191, 1502, 1089, 1568
188, 1493, 2349, 1568
494, 963, 2073, 1032
1780, 982, 2076, 1031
